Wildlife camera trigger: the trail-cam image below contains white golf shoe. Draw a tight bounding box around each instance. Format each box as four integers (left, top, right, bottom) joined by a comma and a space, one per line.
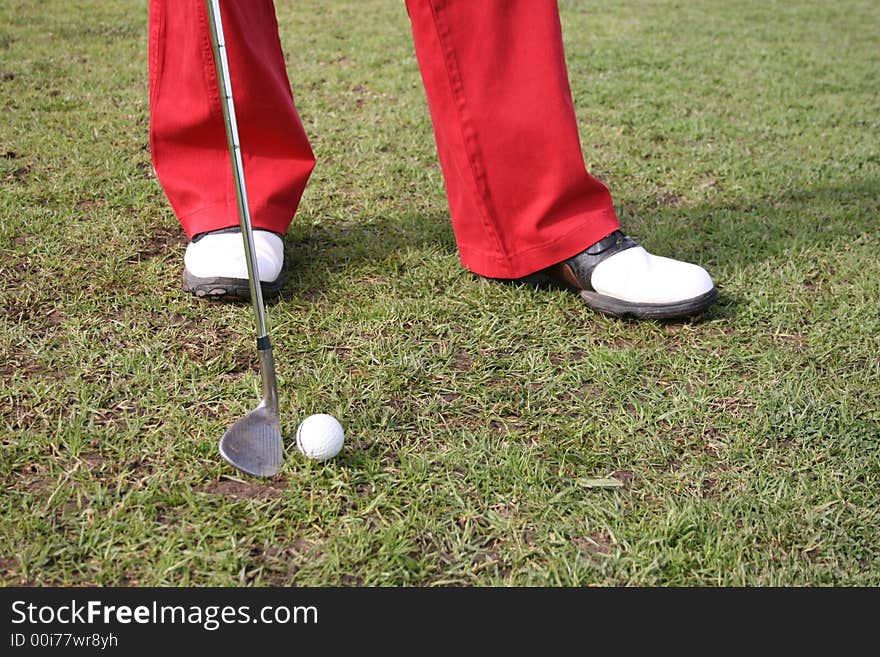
183, 227, 285, 299
525, 231, 717, 319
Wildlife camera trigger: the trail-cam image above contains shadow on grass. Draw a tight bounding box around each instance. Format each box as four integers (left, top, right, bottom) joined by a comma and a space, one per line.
616, 177, 880, 270
261, 176, 877, 318
279, 208, 456, 300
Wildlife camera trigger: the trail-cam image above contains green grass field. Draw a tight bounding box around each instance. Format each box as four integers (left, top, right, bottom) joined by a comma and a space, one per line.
1, 0, 878, 586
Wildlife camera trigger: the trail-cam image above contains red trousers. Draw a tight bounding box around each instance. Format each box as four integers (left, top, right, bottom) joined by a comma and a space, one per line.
149, 0, 620, 279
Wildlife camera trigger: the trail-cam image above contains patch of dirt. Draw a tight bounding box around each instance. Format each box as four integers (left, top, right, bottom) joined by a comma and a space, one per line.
137, 161, 155, 179
654, 191, 684, 207
78, 452, 105, 469
802, 545, 821, 563
414, 533, 455, 571
11, 462, 55, 494
569, 383, 603, 403
701, 477, 720, 499
176, 324, 241, 365
0, 558, 28, 585
61, 494, 91, 515
707, 396, 756, 418
6, 164, 31, 182
488, 418, 523, 435
228, 349, 260, 375
591, 334, 638, 350
298, 287, 325, 303
92, 399, 144, 430
290, 537, 310, 552
776, 333, 808, 353
387, 398, 408, 412
45, 309, 65, 326
451, 350, 474, 371
163, 312, 200, 331
570, 348, 588, 361
0, 348, 64, 381
256, 541, 312, 586
472, 538, 502, 568
488, 497, 519, 519
333, 347, 352, 360
699, 173, 719, 190
4, 256, 31, 284
1, 298, 64, 336
550, 347, 587, 365
260, 538, 311, 562
572, 531, 615, 556
129, 224, 185, 262
610, 469, 635, 485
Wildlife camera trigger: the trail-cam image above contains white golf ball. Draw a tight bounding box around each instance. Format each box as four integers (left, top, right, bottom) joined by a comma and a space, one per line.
296, 413, 344, 461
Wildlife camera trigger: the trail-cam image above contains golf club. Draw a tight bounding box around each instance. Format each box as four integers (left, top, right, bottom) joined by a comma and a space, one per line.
207, 0, 283, 477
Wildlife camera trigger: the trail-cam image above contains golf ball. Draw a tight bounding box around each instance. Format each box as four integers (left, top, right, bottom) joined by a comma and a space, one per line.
296, 413, 344, 461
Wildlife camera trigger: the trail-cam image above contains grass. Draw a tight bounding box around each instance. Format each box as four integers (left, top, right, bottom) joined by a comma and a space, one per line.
1, 0, 878, 586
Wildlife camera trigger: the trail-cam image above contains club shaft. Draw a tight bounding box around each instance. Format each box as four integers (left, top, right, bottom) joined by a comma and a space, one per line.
207, 0, 279, 417
205, 0, 268, 338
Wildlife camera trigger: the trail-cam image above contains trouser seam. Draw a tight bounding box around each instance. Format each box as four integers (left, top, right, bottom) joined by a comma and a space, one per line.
426, 0, 510, 270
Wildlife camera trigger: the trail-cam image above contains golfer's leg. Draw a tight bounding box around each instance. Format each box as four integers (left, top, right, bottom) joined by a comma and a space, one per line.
148, 0, 314, 239
405, 0, 716, 319
404, 0, 619, 280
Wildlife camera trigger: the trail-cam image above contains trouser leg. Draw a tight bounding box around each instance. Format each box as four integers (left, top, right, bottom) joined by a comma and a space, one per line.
405, 0, 619, 278
148, 0, 315, 238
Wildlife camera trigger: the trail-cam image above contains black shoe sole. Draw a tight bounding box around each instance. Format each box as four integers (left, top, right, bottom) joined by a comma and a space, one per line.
183, 270, 284, 300
579, 287, 718, 320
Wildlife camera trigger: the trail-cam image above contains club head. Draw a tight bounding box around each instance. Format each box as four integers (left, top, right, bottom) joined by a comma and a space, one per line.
218, 404, 283, 477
